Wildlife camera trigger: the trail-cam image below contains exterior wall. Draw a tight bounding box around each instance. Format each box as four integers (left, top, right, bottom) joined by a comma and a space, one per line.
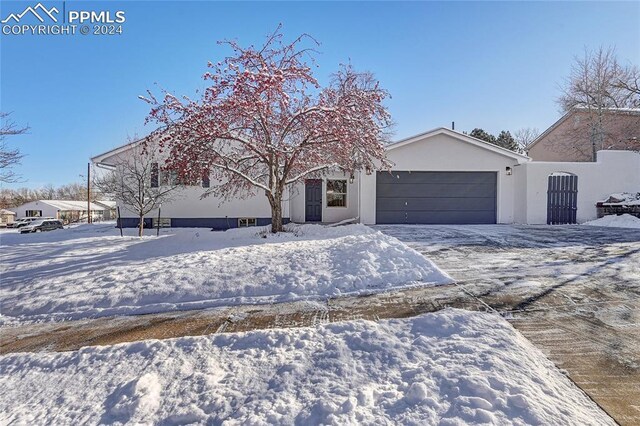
13, 201, 60, 219
360, 133, 522, 224
528, 110, 640, 162
116, 186, 290, 229
515, 150, 640, 224
528, 112, 591, 162
289, 171, 360, 223
0, 212, 16, 225
11, 201, 105, 222
99, 150, 290, 229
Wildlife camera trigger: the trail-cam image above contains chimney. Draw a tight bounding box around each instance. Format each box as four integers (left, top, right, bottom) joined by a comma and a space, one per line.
451, 121, 455, 130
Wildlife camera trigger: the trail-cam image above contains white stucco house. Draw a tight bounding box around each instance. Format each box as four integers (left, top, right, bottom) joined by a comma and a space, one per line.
11, 200, 114, 223
91, 127, 640, 229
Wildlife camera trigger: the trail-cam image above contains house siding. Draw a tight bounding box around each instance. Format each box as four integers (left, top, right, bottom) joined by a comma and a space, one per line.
117, 217, 290, 230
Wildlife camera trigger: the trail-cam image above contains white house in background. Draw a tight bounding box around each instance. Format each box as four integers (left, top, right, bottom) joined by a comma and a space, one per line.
11, 200, 113, 223
91, 127, 640, 228
93, 200, 117, 220
0, 209, 16, 227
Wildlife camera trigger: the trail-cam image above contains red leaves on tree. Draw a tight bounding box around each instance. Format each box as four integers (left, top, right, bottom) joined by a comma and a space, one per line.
142, 26, 392, 231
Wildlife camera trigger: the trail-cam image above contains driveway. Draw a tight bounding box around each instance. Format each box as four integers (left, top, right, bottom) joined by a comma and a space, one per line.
376, 224, 640, 426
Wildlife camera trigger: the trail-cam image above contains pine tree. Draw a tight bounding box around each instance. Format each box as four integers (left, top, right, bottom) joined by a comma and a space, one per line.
495, 130, 519, 152
469, 128, 496, 144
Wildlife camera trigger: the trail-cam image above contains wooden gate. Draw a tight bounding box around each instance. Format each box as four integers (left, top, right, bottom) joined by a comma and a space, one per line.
547, 174, 578, 225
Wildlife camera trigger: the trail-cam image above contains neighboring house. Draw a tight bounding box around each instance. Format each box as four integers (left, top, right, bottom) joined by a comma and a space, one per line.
92, 127, 640, 227
527, 107, 640, 162
0, 209, 16, 227
12, 200, 112, 223
93, 200, 117, 220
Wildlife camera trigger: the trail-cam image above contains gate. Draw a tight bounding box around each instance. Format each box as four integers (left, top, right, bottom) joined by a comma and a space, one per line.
547, 174, 578, 225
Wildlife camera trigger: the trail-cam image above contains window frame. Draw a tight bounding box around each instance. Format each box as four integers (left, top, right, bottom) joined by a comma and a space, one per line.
325, 179, 348, 208
238, 217, 257, 227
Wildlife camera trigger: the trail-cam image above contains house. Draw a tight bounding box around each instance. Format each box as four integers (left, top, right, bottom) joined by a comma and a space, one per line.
0, 209, 16, 227
92, 127, 640, 228
527, 107, 640, 162
93, 200, 117, 220
11, 200, 113, 223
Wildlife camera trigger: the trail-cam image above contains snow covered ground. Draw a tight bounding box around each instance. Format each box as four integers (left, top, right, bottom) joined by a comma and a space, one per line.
0, 309, 613, 425
0, 223, 451, 324
584, 213, 640, 229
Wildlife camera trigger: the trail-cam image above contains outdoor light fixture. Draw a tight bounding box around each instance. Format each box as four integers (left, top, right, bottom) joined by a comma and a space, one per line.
506, 167, 513, 176
349, 173, 355, 184
365, 166, 372, 175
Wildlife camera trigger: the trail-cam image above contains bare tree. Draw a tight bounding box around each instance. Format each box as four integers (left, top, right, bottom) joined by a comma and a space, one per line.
514, 127, 540, 153
557, 46, 640, 161
0, 112, 28, 183
615, 64, 640, 104
93, 138, 180, 236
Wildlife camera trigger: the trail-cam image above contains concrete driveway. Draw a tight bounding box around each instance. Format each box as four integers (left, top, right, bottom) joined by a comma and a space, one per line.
376, 224, 640, 426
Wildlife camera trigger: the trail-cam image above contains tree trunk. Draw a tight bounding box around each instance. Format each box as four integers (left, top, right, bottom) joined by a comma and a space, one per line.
268, 191, 284, 233
138, 214, 144, 237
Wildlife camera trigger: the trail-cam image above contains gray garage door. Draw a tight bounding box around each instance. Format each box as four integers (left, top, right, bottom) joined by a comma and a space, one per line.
376, 171, 497, 224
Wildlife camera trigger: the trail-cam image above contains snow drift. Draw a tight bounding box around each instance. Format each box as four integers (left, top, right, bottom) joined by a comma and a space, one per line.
584, 214, 640, 229
0, 223, 452, 324
0, 309, 612, 425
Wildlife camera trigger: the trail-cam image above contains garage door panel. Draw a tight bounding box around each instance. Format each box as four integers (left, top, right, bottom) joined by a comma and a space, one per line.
376, 171, 497, 224
377, 196, 497, 211
377, 171, 496, 185
376, 183, 496, 198
407, 210, 496, 224
376, 210, 496, 224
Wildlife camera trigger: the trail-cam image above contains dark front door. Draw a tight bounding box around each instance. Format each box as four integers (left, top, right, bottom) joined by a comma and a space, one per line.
547, 174, 578, 224
376, 171, 497, 224
305, 179, 322, 222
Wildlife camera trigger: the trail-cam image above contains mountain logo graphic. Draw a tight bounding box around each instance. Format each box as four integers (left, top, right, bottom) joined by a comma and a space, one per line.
1, 3, 59, 24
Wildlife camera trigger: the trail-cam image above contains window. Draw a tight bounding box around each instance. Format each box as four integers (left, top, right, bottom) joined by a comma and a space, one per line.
326, 180, 347, 207
151, 163, 159, 188
26, 210, 43, 217
238, 218, 257, 227
152, 217, 171, 228
160, 169, 179, 186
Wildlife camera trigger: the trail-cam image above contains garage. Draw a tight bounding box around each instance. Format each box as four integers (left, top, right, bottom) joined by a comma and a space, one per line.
376, 171, 497, 224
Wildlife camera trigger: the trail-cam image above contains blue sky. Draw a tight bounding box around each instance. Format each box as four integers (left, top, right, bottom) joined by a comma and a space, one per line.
1, 1, 639, 189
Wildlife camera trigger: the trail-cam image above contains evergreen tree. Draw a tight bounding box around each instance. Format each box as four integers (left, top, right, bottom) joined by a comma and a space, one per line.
495, 130, 519, 152
469, 128, 496, 144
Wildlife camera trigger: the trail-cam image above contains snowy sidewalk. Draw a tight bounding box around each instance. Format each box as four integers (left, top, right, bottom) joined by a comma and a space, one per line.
0, 309, 613, 425
1, 283, 476, 354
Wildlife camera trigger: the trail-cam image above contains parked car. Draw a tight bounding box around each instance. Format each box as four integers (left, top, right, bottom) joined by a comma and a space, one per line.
10, 217, 55, 228
19, 219, 64, 234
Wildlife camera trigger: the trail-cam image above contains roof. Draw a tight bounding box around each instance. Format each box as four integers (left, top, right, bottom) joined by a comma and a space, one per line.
528, 107, 640, 150
17, 200, 108, 211
92, 126, 531, 167
0, 209, 16, 215
91, 136, 148, 164
93, 200, 117, 209
386, 127, 530, 163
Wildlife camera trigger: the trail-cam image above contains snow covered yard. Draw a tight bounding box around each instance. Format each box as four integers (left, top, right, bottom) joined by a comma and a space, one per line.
0, 309, 612, 425
0, 223, 451, 324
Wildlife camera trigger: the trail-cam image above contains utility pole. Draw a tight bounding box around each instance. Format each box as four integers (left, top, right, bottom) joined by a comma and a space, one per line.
87, 162, 92, 224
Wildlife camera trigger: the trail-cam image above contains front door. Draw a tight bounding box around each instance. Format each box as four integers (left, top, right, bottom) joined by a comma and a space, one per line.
305, 179, 322, 222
